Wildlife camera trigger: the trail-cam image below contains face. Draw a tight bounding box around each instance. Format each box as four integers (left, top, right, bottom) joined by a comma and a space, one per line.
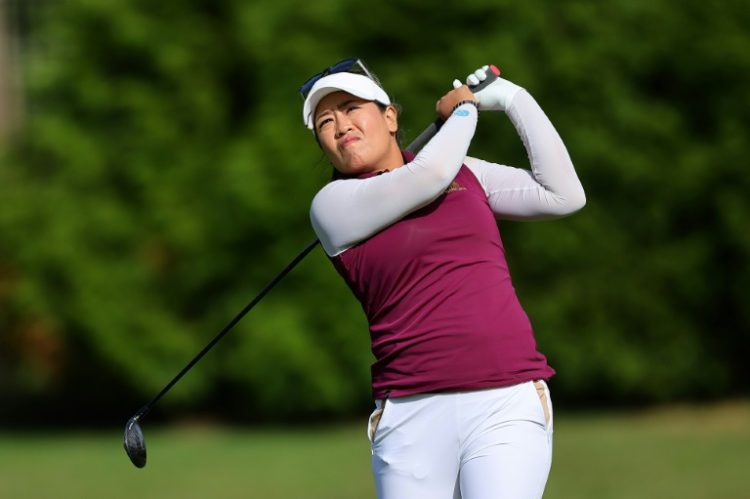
314, 91, 400, 175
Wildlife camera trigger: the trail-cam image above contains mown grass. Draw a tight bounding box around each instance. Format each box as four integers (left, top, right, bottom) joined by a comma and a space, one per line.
1, 401, 748, 498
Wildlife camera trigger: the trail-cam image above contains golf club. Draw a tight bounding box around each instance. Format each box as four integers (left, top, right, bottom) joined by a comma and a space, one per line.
123, 64, 500, 468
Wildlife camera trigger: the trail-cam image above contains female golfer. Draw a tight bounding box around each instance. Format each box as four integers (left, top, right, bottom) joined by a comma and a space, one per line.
300, 58, 585, 499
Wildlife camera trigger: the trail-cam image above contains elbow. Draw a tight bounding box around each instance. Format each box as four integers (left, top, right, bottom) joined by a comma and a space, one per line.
565, 187, 587, 214
546, 186, 586, 217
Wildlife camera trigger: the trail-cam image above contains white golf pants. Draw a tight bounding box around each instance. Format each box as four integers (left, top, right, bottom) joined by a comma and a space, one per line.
368, 380, 553, 499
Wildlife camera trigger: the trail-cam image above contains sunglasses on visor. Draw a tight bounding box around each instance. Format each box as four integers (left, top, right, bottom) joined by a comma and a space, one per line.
299, 58, 381, 99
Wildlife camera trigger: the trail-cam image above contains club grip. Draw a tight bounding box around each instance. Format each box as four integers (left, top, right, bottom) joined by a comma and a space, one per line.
469, 64, 500, 93
406, 64, 500, 154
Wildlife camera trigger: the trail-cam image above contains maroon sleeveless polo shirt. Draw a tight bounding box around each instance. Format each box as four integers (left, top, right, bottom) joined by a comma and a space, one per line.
331, 152, 554, 399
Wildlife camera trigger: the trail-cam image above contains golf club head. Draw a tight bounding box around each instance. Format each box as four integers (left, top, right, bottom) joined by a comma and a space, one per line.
123, 415, 147, 468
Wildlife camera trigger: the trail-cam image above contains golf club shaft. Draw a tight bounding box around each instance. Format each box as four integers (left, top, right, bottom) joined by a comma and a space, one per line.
132, 123, 438, 420
130, 67, 500, 420
134, 237, 319, 419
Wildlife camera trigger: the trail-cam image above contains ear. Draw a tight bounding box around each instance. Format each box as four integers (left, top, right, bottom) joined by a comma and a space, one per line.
384, 104, 399, 135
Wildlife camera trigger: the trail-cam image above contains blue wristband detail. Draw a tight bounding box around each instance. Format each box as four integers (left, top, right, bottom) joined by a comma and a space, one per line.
451, 99, 478, 117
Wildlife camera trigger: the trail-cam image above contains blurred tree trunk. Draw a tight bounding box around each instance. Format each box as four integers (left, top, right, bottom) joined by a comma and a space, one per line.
0, 0, 19, 144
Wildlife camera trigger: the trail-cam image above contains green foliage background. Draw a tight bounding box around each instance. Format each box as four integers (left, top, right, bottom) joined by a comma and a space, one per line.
1, 0, 748, 424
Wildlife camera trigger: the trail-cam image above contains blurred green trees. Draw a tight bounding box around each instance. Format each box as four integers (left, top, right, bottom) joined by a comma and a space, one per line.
0, 0, 748, 424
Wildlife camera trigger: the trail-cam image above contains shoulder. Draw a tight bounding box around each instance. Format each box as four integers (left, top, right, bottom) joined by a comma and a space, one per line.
310, 176, 369, 222
310, 179, 345, 213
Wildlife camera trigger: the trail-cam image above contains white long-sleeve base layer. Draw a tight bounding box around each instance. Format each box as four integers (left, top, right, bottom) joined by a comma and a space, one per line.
310, 90, 586, 257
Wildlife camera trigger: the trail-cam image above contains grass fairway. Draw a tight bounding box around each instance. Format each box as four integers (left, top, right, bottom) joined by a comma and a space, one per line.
1, 401, 748, 498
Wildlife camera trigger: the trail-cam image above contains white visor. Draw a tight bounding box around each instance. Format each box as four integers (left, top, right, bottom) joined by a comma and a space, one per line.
302, 73, 391, 129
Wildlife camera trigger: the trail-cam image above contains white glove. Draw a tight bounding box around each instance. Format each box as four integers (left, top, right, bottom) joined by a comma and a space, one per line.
452, 65, 522, 112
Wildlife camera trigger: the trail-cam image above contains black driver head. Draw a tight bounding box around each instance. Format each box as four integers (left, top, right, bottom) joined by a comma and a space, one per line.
123, 415, 147, 468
